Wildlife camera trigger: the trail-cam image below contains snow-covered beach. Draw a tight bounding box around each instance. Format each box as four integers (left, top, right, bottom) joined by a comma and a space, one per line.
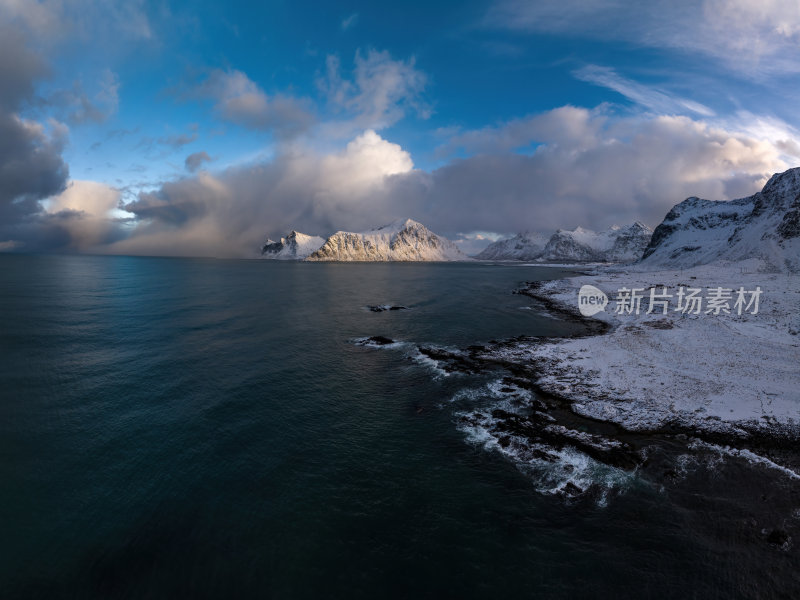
507, 260, 799, 440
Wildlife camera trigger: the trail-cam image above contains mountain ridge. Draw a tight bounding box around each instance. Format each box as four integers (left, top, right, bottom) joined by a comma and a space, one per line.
476, 222, 652, 263
306, 219, 469, 262
641, 167, 800, 272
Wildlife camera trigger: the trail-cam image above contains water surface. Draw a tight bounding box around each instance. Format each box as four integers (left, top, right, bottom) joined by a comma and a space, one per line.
1, 254, 797, 598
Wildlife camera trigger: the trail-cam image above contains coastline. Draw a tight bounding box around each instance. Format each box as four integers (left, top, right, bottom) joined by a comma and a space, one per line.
513, 260, 800, 440
416, 260, 800, 491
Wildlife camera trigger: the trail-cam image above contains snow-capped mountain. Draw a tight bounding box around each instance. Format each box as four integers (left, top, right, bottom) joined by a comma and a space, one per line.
261, 231, 325, 260
641, 167, 800, 273
474, 232, 549, 261
604, 222, 655, 262
475, 223, 652, 263
542, 223, 652, 262
307, 219, 469, 262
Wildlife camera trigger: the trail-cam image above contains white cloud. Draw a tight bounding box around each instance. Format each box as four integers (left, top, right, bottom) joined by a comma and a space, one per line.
42, 180, 123, 250
0, 0, 154, 44
574, 65, 715, 117
46, 179, 120, 217
105, 108, 793, 257
341, 13, 358, 31
111, 130, 415, 257
487, 0, 800, 77
319, 49, 429, 136
437, 105, 607, 156
195, 69, 314, 139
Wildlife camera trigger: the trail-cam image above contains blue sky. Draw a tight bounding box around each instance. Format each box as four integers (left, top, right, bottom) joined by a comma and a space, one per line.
2, 0, 800, 256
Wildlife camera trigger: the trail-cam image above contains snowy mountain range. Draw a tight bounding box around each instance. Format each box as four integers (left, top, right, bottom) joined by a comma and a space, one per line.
474, 232, 550, 261
641, 167, 800, 273
476, 223, 653, 263
260, 231, 325, 260
307, 219, 468, 262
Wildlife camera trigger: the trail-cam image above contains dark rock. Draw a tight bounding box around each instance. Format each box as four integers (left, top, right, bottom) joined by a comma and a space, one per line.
644, 319, 674, 330
561, 481, 584, 497
765, 528, 791, 549
778, 209, 800, 239
357, 336, 396, 346
368, 305, 409, 312
416, 346, 484, 374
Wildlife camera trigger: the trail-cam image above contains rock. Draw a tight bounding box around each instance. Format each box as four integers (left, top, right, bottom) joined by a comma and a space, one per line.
356, 336, 396, 346
765, 528, 791, 548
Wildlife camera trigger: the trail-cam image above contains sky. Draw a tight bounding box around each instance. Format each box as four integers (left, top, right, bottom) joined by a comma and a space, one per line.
1, 0, 800, 257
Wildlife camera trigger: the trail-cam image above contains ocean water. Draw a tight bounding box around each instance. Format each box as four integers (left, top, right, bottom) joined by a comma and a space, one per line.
1, 254, 798, 599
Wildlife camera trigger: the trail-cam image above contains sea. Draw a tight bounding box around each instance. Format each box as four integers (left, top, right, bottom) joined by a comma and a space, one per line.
1, 253, 798, 599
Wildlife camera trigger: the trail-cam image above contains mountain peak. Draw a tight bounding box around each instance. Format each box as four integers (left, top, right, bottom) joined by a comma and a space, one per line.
368, 218, 422, 234
641, 166, 800, 272
308, 219, 467, 262
261, 230, 325, 260
763, 167, 800, 196
476, 223, 652, 262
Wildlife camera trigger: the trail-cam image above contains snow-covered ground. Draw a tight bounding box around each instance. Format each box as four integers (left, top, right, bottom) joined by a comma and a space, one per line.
505, 259, 800, 437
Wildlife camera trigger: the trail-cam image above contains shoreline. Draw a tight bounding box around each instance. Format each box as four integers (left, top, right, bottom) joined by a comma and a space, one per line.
514, 263, 799, 437
418, 260, 800, 483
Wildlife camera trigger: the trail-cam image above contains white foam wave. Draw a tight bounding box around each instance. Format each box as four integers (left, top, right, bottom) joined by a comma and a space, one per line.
457, 409, 635, 504
688, 440, 800, 480
449, 379, 532, 404
351, 337, 409, 350
408, 346, 466, 380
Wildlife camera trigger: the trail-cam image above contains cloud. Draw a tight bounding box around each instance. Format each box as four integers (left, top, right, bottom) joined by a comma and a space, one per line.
319, 49, 429, 135
0, 0, 154, 44
437, 105, 607, 156
573, 65, 715, 117
486, 0, 800, 77
110, 130, 414, 257
159, 132, 197, 149
38, 180, 125, 250
193, 69, 314, 139
45, 69, 120, 124
132, 125, 199, 160
185, 151, 213, 172
100, 107, 793, 258
341, 13, 358, 31
413, 108, 790, 235
0, 25, 70, 249
0, 25, 49, 110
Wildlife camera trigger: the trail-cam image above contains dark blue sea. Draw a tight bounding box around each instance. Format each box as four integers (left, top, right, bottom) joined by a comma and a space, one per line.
1, 254, 798, 599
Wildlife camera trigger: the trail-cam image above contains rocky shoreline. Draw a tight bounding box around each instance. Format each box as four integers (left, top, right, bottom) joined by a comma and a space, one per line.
414, 267, 800, 486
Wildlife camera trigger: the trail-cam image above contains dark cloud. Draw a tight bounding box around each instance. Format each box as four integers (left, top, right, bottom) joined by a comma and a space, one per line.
0, 26, 70, 249
0, 27, 49, 110
185, 151, 213, 172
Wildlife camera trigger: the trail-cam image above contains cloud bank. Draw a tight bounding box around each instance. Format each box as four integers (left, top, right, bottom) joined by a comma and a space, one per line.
0, 25, 70, 251
67, 107, 789, 258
